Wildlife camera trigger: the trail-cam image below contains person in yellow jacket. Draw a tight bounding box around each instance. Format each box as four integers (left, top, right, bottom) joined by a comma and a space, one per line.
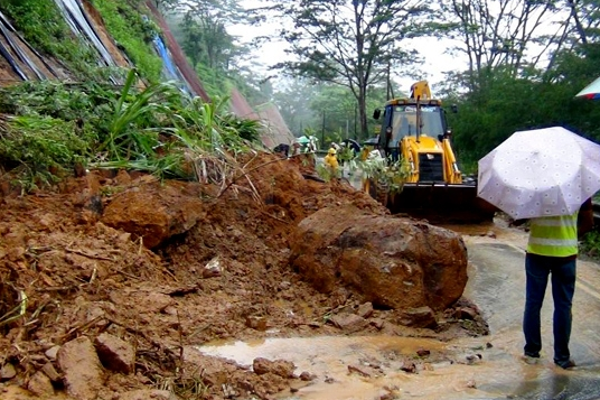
521, 198, 594, 369
324, 147, 339, 174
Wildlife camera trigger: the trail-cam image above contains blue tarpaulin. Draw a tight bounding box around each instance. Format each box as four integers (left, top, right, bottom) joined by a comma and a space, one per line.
151, 33, 192, 95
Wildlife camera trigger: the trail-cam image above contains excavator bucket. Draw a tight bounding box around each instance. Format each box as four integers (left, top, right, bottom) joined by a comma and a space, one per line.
383, 183, 498, 224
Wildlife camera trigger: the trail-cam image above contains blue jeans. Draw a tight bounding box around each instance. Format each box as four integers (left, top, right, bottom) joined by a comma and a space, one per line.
523, 253, 576, 366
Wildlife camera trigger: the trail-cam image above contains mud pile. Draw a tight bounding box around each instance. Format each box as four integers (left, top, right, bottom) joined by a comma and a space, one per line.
0, 153, 488, 400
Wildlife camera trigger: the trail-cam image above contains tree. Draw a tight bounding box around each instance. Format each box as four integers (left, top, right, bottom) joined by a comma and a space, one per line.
440, 0, 561, 90
272, 78, 319, 135
272, 0, 429, 140
164, 0, 273, 103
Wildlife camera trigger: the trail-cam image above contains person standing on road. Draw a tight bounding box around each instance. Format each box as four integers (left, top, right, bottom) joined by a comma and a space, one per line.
324, 147, 339, 175
522, 197, 594, 369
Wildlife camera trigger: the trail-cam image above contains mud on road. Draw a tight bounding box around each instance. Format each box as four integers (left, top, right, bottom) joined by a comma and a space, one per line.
0, 153, 490, 400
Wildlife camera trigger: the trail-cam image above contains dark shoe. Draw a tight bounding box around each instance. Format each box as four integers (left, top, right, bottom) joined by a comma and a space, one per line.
555, 360, 576, 369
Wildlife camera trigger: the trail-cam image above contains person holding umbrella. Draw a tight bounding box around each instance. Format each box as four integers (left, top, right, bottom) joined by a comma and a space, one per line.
516, 197, 593, 369
477, 126, 600, 369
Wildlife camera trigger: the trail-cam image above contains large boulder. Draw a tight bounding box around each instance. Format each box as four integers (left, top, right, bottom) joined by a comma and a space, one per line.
102, 178, 204, 248
289, 205, 468, 311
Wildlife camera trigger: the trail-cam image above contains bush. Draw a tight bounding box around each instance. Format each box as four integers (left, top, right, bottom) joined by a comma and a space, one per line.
0, 116, 90, 191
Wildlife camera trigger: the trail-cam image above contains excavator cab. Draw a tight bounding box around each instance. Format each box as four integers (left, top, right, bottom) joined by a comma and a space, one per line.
369, 81, 497, 224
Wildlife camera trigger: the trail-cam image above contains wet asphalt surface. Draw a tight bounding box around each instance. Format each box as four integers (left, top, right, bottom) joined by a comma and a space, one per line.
465, 236, 600, 400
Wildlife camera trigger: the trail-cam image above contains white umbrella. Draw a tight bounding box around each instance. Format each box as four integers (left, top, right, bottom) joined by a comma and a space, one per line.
477, 126, 600, 219
576, 76, 600, 100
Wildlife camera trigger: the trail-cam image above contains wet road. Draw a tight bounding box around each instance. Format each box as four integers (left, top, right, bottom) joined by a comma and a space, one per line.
197, 226, 600, 399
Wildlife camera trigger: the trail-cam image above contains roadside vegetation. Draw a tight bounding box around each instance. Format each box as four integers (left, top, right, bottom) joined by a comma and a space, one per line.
0, 69, 262, 193
90, 0, 163, 82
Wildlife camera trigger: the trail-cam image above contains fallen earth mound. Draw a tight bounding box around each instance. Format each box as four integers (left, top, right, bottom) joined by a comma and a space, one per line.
0, 153, 489, 400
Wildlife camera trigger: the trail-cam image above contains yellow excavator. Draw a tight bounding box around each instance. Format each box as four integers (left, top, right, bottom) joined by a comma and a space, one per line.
370, 81, 497, 223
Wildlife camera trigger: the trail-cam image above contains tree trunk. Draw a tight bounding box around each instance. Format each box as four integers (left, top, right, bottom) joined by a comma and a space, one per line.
358, 85, 368, 140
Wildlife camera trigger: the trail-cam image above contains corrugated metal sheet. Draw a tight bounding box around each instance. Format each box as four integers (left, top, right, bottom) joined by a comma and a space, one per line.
254, 102, 295, 148
230, 87, 294, 148
53, 0, 117, 67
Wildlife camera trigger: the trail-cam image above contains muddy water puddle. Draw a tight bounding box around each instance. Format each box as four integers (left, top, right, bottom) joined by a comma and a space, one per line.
195, 330, 600, 400
194, 334, 583, 400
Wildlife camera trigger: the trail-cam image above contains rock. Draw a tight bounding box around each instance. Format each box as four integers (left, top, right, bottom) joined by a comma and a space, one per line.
119, 389, 179, 400
245, 316, 268, 331
280, 281, 292, 290
371, 318, 385, 330
299, 371, 314, 381
397, 306, 437, 328
57, 336, 103, 400
456, 307, 478, 320
329, 313, 368, 333
27, 371, 54, 397
416, 348, 431, 358
290, 205, 468, 311
202, 256, 223, 278
94, 333, 135, 374
378, 391, 397, 400
45, 345, 61, 360
41, 362, 61, 382
102, 180, 205, 248
400, 361, 417, 373
252, 358, 295, 378
0, 363, 16, 381
356, 302, 374, 318
465, 354, 482, 365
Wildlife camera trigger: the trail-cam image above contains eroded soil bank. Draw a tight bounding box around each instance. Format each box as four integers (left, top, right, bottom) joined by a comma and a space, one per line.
0, 153, 489, 400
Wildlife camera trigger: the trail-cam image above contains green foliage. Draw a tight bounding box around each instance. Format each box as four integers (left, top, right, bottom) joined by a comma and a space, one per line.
0, 70, 263, 191
0, 81, 108, 122
445, 50, 600, 167
90, 0, 163, 82
356, 156, 410, 195
218, 114, 262, 143
580, 230, 600, 260
316, 162, 339, 182
170, 2, 271, 106
195, 62, 228, 98
3, 0, 99, 79
274, 0, 427, 137
92, 70, 262, 180
0, 116, 89, 192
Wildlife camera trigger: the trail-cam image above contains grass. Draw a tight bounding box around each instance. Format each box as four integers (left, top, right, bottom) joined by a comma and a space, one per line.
89, 0, 163, 82
0, 116, 90, 192
0, 70, 264, 192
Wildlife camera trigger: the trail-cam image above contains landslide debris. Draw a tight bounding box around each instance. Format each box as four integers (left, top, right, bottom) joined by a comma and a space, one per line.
0, 153, 488, 400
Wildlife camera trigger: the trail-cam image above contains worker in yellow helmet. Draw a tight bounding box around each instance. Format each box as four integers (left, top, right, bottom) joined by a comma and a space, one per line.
324, 147, 339, 174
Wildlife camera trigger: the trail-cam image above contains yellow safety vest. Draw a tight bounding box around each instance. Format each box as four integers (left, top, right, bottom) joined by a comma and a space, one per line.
527, 213, 579, 257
